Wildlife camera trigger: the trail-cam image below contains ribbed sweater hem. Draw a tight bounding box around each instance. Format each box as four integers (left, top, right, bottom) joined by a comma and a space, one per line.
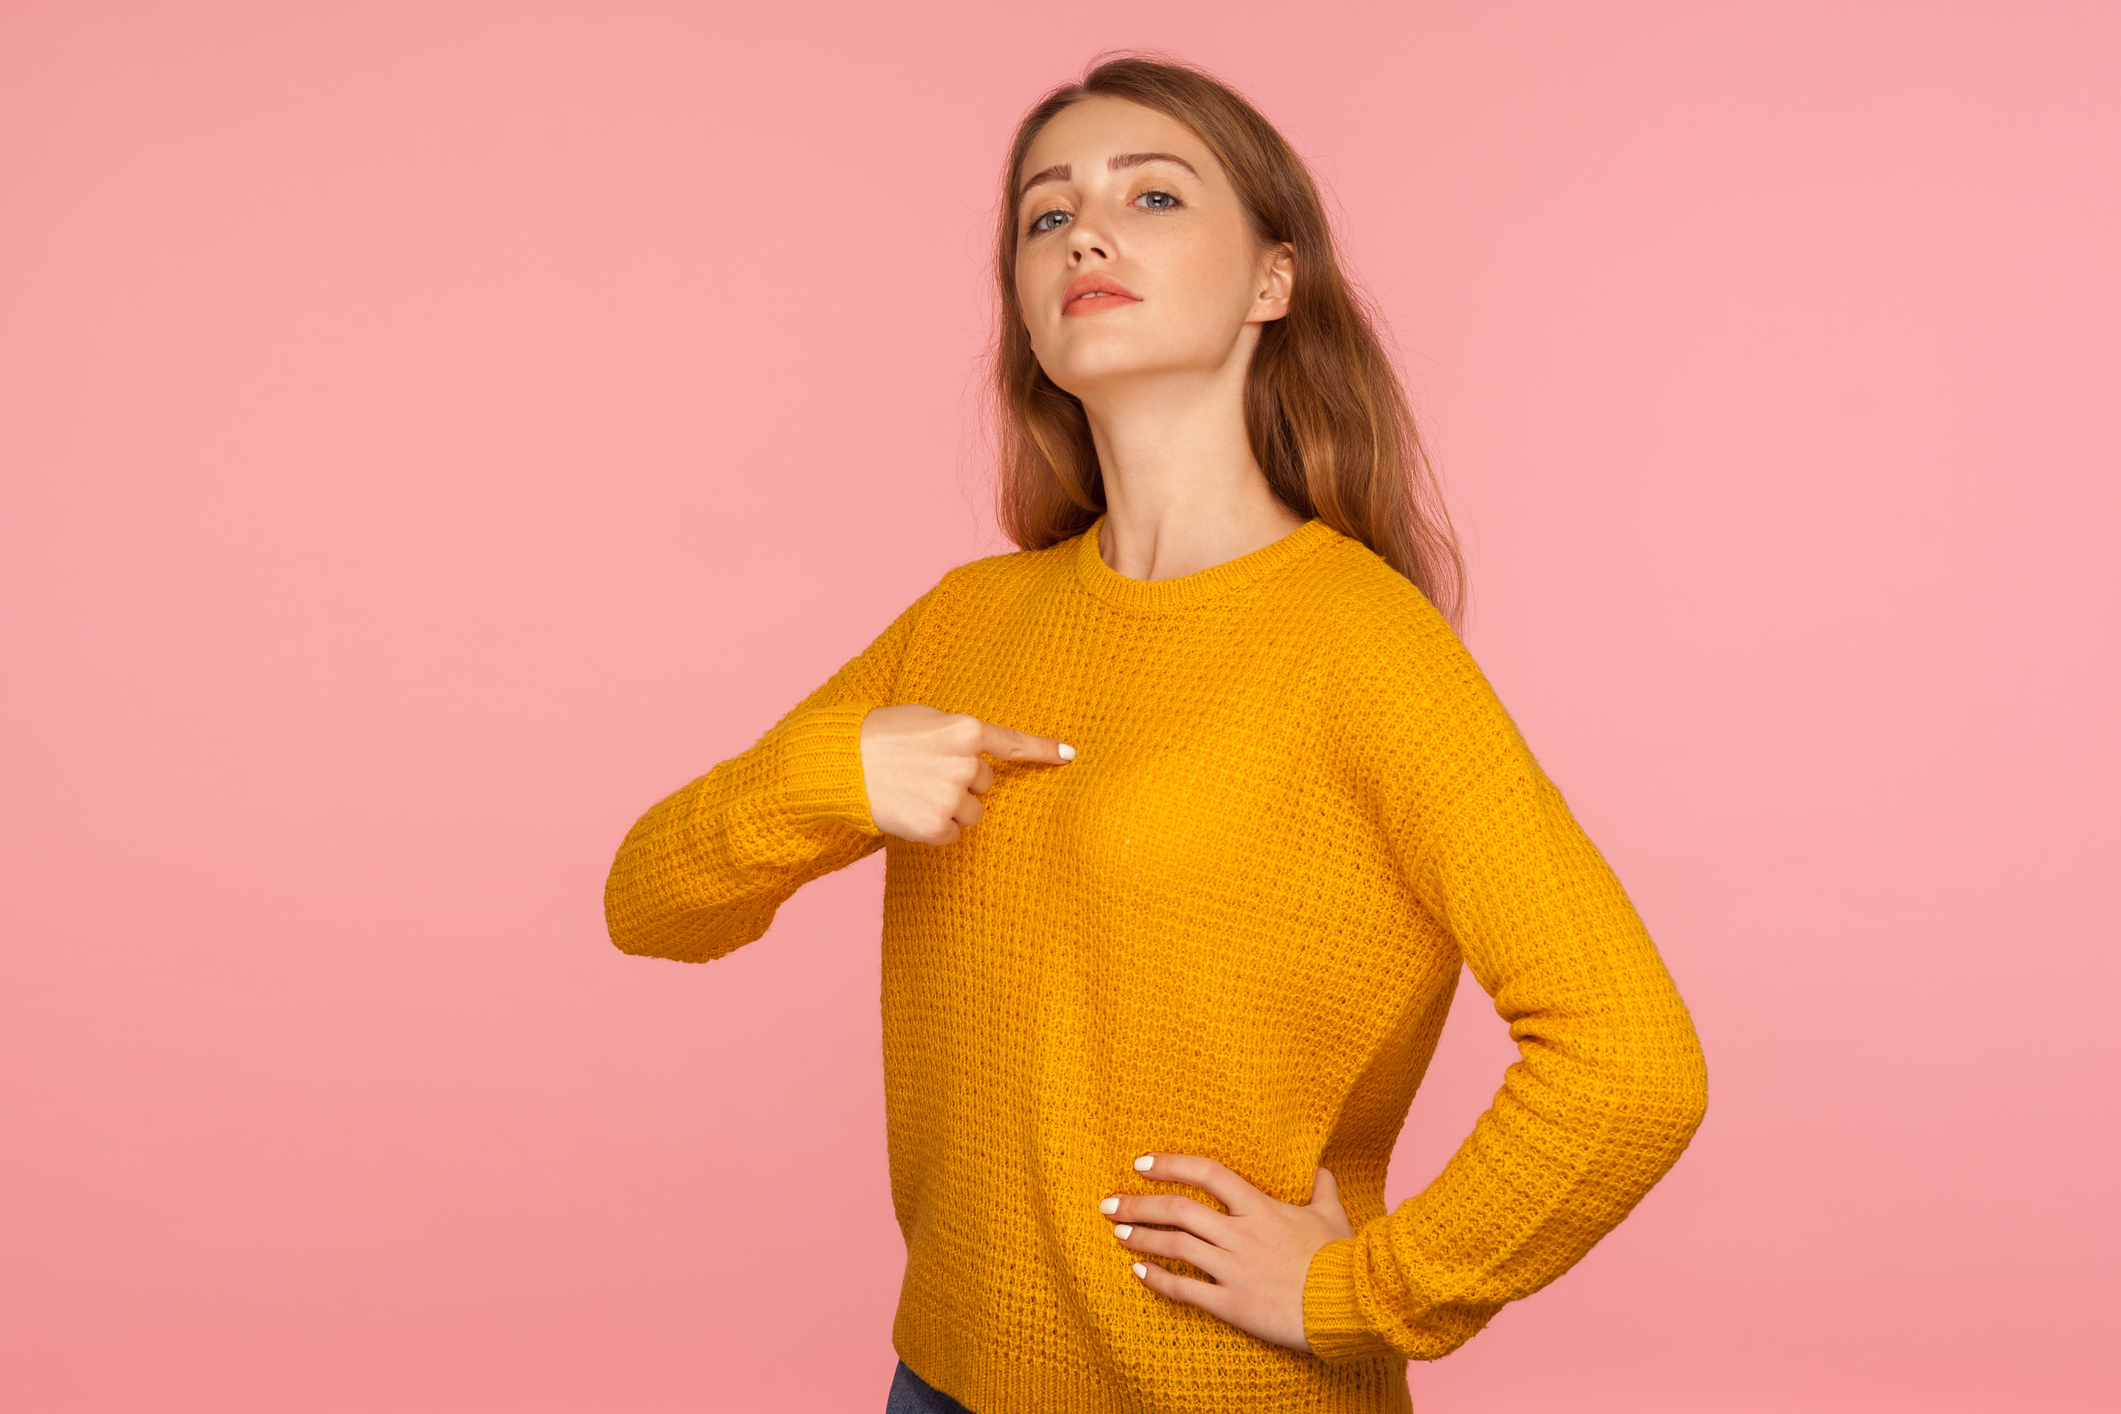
892, 1327, 1412, 1414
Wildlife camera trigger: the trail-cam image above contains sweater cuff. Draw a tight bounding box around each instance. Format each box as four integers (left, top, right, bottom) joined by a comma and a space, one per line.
773, 703, 880, 835
1303, 1236, 1403, 1363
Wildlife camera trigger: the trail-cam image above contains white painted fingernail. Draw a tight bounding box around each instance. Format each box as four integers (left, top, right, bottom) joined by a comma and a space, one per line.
1132, 1262, 1148, 1279
1058, 743, 1077, 761
1114, 1225, 1132, 1240
1099, 1197, 1120, 1215
1134, 1155, 1155, 1172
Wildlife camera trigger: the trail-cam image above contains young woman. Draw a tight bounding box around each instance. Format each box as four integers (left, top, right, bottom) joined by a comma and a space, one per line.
605, 55, 1708, 1414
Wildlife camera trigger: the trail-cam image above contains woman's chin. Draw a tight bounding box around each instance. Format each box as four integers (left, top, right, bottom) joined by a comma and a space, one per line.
1039, 346, 1214, 398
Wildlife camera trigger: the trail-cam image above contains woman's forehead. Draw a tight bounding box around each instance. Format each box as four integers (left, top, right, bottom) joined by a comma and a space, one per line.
1019, 96, 1217, 186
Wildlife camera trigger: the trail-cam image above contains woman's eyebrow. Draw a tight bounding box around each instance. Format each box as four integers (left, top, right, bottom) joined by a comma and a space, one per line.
1108, 151, 1200, 178
1017, 151, 1202, 206
1017, 164, 1071, 203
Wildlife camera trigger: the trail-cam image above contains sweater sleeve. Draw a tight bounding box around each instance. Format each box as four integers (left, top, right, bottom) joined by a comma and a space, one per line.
1301, 598, 1709, 1363
601, 585, 935, 965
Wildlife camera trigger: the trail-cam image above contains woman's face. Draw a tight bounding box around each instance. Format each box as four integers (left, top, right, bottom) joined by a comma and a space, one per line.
1013, 96, 1291, 401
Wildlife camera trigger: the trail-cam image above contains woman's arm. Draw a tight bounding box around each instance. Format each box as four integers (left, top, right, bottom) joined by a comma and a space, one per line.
1093, 591, 1705, 1359
603, 583, 1078, 964
1097, 719, 1708, 1362
1299, 634, 1711, 1361
601, 589, 932, 964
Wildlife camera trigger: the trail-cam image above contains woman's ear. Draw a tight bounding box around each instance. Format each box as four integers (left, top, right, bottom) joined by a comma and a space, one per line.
1249, 242, 1296, 323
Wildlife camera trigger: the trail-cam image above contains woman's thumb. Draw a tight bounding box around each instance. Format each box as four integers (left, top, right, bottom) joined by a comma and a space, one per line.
1310, 1167, 1353, 1237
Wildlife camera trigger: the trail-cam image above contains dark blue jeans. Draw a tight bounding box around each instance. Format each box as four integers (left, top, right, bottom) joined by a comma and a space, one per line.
887, 1359, 975, 1414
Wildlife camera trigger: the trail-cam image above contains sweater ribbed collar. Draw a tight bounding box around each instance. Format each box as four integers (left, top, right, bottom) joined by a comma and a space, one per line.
1071, 513, 1337, 612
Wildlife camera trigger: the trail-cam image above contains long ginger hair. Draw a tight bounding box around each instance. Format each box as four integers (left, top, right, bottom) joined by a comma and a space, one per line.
991, 55, 1466, 627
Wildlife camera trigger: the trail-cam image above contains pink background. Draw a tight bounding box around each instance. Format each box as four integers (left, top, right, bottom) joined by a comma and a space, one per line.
4, 3, 2116, 1410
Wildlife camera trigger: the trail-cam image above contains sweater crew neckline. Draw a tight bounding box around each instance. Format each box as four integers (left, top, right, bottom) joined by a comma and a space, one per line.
1072, 513, 1337, 611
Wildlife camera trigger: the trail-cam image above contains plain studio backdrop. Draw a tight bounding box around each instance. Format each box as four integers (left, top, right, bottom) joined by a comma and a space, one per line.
2, 3, 2115, 1410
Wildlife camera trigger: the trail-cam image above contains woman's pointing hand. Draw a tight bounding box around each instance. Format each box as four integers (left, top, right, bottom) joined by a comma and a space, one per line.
858, 704, 1075, 845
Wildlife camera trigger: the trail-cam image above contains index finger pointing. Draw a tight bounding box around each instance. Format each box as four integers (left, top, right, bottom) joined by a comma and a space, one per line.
977, 720, 1077, 765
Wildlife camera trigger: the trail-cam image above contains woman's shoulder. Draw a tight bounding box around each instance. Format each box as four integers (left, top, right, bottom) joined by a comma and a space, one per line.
935, 533, 1081, 595
1286, 526, 1464, 662
1284, 528, 1521, 744
894, 532, 1083, 640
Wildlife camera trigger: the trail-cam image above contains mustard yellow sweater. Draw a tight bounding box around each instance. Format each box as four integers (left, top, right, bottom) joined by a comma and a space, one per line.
604, 517, 1707, 1414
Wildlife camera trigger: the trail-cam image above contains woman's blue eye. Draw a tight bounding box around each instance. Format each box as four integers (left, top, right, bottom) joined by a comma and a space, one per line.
1029, 209, 1070, 235
1136, 190, 1180, 211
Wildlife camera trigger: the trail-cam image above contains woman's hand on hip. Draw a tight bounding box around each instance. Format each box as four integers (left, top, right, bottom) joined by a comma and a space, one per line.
1102, 1154, 1354, 1353
857, 704, 1074, 845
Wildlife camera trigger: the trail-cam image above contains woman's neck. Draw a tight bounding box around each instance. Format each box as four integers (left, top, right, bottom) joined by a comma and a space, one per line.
1081, 361, 1307, 583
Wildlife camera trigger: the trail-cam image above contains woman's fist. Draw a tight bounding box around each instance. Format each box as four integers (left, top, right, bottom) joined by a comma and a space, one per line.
857, 705, 1075, 845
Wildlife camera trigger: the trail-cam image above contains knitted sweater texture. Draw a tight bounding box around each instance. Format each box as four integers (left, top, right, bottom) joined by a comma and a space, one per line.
604, 517, 1708, 1414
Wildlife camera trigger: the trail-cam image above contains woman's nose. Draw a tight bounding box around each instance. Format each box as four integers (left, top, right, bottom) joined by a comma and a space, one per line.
1066, 213, 1113, 262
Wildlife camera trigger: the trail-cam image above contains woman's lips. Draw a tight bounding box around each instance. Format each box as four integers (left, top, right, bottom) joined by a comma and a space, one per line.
1062, 274, 1142, 317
